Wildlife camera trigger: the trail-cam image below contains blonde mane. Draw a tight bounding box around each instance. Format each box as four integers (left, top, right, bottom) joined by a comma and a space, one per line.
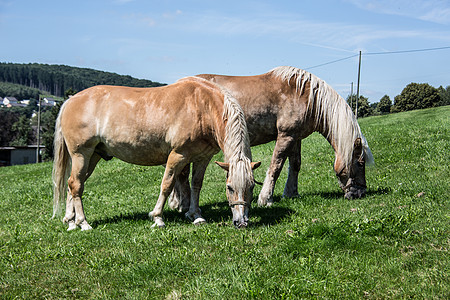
270, 66, 374, 167
180, 76, 254, 183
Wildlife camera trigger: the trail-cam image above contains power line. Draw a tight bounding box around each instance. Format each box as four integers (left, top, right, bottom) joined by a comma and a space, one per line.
365, 46, 450, 56
304, 46, 450, 70
305, 54, 359, 70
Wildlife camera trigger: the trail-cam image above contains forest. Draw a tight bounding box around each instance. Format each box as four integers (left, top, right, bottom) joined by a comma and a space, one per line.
0, 62, 164, 98
0, 63, 165, 161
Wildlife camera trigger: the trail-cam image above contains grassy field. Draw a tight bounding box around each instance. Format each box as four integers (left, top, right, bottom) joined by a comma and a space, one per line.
0, 106, 448, 299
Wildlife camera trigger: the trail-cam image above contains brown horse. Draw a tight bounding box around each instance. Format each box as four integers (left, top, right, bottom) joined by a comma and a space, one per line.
52, 77, 260, 230
170, 66, 373, 211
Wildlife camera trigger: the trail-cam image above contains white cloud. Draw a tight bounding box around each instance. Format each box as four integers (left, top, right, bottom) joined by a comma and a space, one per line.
114, 0, 134, 4
122, 13, 156, 27
346, 0, 450, 25
420, 7, 450, 25
180, 12, 450, 51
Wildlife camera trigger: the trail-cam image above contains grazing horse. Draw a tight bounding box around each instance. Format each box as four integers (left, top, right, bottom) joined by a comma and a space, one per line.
52, 77, 260, 230
170, 66, 373, 211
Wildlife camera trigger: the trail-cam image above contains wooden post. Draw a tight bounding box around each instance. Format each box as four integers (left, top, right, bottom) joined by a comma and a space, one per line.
356, 51, 362, 118
36, 95, 41, 163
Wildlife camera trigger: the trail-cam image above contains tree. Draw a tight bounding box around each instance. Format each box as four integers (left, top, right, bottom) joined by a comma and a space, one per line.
346, 94, 373, 118
40, 88, 76, 160
377, 95, 392, 114
10, 115, 33, 146
392, 83, 440, 112
64, 87, 78, 99
437, 85, 450, 107
0, 110, 20, 146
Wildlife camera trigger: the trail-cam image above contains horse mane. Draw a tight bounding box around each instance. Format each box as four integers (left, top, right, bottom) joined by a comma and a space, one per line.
181, 76, 253, 172
269, 66, 374, 167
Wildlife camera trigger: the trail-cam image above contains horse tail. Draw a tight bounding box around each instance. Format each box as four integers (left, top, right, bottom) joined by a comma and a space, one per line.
52, 101, 70, 218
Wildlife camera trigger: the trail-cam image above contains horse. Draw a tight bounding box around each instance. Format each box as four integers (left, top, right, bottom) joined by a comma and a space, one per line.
169, 66, 373, 212
52, 76, 261, 230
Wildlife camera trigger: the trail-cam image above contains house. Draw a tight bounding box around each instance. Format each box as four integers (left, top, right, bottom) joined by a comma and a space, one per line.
0, 145, 45, 166
2, 96, 20, 107
41, 97, 57, 107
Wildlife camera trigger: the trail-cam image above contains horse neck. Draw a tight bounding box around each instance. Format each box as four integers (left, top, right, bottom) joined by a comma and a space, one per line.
307, 81, 361, 169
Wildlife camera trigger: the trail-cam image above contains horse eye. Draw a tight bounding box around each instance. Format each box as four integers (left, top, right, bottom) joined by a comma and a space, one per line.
227, 185, 234, 193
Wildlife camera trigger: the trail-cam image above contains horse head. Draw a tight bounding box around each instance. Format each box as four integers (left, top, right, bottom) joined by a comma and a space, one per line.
216, 160, 261, 228
334, 138, 368, 199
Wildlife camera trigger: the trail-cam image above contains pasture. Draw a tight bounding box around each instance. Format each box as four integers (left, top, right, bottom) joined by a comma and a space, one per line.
0, 106, 448, 299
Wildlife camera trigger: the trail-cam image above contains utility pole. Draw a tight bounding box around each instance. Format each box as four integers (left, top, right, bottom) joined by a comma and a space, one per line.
36, 95, 41, 163
350, 82, 354, 111
356, 50, 362, 118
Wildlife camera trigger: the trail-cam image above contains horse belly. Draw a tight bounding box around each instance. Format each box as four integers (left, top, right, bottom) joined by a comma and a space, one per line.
102, 136, 172, 166
247, 116, 278, 146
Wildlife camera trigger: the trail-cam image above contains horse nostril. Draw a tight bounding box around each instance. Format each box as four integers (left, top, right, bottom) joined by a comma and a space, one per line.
233, 220, 248, 228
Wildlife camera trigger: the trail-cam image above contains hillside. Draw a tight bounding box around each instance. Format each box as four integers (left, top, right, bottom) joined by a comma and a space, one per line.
0, 62, 166, 98
0, 106, 448, 298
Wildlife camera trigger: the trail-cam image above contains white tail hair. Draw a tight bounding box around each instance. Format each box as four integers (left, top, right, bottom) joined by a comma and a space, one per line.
52, 100, 71, 218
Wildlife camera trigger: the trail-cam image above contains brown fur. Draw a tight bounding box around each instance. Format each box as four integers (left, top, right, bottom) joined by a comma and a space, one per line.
52, 77, 259, 230
171, 67, 372, 210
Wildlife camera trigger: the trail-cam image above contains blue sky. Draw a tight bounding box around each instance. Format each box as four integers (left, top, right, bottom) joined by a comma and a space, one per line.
1, 0, 450, 102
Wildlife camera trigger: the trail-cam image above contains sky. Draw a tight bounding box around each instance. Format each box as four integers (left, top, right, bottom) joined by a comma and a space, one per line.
1, 0, 450, 102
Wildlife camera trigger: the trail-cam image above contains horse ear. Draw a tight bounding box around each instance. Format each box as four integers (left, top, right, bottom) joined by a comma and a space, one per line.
251, 161, 261, 170
215, 161, 229, 171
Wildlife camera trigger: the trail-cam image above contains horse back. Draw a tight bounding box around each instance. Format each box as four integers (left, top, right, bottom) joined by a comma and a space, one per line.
196, 73, 312, 144
60, 82, 225, 165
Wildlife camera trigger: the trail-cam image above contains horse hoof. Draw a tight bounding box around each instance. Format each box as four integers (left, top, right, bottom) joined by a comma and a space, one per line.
67, 221, 77, 231
193, 217, 206, 225
80, 223, 93, 231
151, 217, 165, 228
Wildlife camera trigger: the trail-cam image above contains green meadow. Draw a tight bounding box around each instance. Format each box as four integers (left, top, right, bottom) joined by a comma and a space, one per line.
0, 106, 448, 299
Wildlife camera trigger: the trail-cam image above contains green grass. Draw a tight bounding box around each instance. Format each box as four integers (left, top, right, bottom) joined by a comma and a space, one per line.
1, 106, 449, 299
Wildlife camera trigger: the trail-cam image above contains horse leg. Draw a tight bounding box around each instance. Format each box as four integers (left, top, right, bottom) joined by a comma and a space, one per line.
168, 164, 191, 212
258, 134, 295, 207
185, 159, 210, 225
64, 153, 101, 231
149, 150, 188, 228
283, 139, 301, 198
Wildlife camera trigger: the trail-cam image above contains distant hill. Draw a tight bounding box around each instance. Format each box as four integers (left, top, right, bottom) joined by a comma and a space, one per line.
0, 62, 166, 98
0, 81, 42, 100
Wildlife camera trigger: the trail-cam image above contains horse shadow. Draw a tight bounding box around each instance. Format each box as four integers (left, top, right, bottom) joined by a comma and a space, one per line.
289, 186, 392, 201
91, 198, 294, 228
90, 186, 391, 228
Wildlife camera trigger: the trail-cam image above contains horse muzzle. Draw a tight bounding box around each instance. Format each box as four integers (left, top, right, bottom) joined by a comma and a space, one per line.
230, 201, 249, 228
233, 219, 248, 228
343, 180, 366, 199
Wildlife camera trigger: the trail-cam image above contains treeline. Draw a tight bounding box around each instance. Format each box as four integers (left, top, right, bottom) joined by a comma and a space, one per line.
0, 81, 42, 100
0, 62, 165, 98
346, 82, 450, 118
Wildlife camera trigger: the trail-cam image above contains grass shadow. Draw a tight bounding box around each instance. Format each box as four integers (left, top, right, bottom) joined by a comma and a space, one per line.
91, 198, 294, 228
273, 186, 393, 202
91, 187, 391, 228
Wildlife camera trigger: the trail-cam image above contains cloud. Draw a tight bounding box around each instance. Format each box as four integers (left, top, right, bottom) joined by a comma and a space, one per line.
114, 0, 134, 4
180, 12, 450, 51
122, 13, 156, 27
420, 7, 450, 25
163, 9, 182, 19
346, 0, 450, 25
